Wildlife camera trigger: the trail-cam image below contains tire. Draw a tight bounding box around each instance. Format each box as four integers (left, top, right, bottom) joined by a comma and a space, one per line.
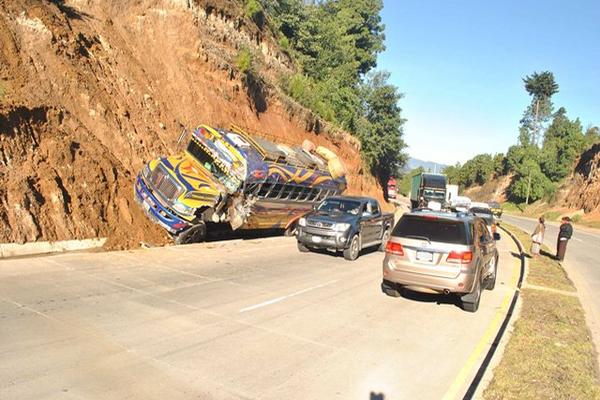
462, 274, 482, 313
381, 281, 401, 297
379, 229, 391, 252
343, 234, 361, 261
297, 241, 310, 253
284, 224, 297, 237
486, 256, 498, 291
174, 222, 206, 245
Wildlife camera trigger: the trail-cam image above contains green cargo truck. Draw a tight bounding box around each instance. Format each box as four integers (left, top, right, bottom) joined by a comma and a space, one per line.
410, 173, 447, 209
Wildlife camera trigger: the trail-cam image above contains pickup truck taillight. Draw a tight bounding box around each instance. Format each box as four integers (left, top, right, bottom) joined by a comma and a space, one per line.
385, 241, 404, 256
446, 251, 473, 264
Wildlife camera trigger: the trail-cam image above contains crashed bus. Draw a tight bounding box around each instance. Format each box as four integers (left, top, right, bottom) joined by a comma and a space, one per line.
134, 124, 347, 244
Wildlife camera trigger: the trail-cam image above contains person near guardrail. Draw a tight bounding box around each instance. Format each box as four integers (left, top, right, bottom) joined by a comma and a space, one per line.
556, 216, 573, 261
530, 216, 545, 257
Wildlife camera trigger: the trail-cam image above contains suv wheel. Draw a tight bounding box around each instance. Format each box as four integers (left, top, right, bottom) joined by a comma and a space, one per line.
343, 234, 361, 261
381, 281, 401, 297
297, 242, 310, 253
462, 275, 482, 313
486, 256, 498, 290
379, 229, 391, 252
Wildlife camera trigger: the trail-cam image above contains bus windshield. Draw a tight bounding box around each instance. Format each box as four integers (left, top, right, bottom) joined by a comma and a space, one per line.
186, 140, 240, 192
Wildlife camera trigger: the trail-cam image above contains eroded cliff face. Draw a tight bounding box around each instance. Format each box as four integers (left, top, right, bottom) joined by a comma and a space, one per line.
0, 0, 381, 248
562, 144, 600, 214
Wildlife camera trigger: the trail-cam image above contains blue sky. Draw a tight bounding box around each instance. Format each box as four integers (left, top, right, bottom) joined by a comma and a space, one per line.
377, 0, 600, 166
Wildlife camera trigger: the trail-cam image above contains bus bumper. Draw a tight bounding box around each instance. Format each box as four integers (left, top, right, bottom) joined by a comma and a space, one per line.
134, 174, 191, 235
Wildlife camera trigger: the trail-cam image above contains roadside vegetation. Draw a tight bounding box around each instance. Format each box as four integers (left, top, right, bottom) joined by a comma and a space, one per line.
248, 0, 407, 185
484, 224, 599, 399
444, 71, 600, 204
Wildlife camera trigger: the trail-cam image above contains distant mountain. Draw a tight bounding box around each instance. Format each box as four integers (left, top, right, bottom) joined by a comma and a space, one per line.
403, 157, 449, 173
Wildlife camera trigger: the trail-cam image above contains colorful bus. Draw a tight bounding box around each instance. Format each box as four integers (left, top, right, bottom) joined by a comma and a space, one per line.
134, 125, 347, 243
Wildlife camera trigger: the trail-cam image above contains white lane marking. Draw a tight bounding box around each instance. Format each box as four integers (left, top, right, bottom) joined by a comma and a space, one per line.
573, 237, 584, 242
239, 280, 339, 313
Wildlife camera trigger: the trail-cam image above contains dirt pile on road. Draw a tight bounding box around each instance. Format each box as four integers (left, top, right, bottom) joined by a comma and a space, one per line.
0, 0, 383, 249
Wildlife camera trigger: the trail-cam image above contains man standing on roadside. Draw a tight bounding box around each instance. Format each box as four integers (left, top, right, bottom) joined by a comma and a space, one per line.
556, 216, 573, 261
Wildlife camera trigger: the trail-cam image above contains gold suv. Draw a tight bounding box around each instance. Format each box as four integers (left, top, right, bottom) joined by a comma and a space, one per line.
381, 210, 499, 312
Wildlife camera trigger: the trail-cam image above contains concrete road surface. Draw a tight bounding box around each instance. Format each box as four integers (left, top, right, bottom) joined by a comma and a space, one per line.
502, 214, 600, 364
1, 234, 520, 400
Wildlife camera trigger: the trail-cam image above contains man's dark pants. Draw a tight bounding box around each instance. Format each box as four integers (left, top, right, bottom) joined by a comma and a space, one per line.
557, 238, 568, 261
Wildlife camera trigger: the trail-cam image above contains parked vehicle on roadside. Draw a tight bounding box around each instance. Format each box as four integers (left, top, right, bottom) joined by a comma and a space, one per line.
487, 201, 503, 218
410, 173, 447, 209
446, 184, 459, 204
387, 176, 397, 199
296, 196, 394, 261
381, 210, 499, 312
134, 125, 347, 244
469, 205, 497, 236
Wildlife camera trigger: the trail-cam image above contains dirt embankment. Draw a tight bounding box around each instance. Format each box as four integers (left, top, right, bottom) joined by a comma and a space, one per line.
562, 143, 600, 214
0, 0, 384, 249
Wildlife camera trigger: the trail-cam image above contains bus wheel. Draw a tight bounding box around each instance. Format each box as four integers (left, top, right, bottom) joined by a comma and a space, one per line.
175, 222, 207, 245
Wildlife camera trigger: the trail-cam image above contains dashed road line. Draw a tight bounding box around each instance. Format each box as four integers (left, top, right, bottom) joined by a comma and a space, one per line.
239, 280, 339, 313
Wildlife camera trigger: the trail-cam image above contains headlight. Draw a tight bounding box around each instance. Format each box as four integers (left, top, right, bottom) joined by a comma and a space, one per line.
334, 223, 350, 232
172, 202, 195, 216
299, 217, 306, 227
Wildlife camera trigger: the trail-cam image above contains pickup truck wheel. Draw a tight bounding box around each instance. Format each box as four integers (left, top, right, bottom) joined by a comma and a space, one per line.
461, 275, 482, 313
175, 222, 206, 245
343, 234, 361, 261
297, 242, 310, 253
379, 229, 391, 252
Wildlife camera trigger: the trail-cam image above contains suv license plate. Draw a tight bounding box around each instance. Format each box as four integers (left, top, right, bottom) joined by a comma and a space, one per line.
311, 236, 322, 243
416, 251, 433, 262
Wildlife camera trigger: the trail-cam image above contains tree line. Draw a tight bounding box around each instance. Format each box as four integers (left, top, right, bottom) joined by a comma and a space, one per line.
244, 0, 407, 185
444, 71, 599, 204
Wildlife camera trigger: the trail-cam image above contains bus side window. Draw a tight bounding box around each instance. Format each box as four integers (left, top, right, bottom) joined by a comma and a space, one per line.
257, 183, 272, 198
289, 186, 302, 200
245, 183, 260, 196
280, 184, 293, 199
297, 187, 310, 201
307, 188, 318, 201
316, 189, 328, 201
268, 183, 284, 199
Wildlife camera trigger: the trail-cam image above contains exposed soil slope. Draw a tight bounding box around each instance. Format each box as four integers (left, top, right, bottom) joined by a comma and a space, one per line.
562, 143, 600, 213
0, 0, 384, 249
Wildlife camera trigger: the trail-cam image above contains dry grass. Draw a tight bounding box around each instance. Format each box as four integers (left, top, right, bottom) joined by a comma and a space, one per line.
484, 225, 600, 399
502, 222, 575, 292
484, 289, 600, 399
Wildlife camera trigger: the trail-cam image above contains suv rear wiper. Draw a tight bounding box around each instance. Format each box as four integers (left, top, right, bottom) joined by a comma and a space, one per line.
404, 234, 431, 243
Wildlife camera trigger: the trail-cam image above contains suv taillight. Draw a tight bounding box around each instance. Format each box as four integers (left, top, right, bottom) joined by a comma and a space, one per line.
385, 241, 404, 256
447, 251, 473, 264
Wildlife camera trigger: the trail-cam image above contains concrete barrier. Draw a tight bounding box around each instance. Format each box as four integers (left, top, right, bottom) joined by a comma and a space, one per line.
0, 238, 107, 258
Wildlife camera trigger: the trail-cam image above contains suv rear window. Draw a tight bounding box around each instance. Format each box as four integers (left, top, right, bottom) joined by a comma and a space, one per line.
392, 215, 470, 245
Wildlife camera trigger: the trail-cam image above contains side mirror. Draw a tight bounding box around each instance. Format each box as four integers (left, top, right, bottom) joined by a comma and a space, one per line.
494, 232, 501, 241
312, 204, 318, 210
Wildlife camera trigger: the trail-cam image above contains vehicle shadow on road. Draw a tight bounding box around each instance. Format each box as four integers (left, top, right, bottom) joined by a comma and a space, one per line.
399, 288, 463, 309
204, 224, 285, 242
310, 246, 381, 260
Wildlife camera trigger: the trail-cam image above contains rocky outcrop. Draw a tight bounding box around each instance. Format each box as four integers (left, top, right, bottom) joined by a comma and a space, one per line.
562, 144, 600, 213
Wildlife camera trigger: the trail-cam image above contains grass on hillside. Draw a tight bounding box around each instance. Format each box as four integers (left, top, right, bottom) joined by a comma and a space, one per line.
502, 222, 574, 292
484, 225, 600, 399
